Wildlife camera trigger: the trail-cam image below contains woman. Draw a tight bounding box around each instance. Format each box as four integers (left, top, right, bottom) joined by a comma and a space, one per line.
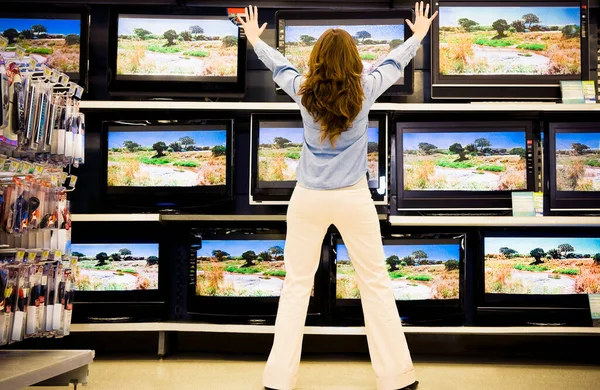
239, 4, 437, 390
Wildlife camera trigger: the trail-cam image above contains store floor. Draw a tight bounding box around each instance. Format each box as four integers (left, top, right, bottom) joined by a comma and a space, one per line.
33, 353, 600, 390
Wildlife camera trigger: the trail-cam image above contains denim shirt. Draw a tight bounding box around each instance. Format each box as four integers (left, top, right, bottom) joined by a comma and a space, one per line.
254, 36, 420, 190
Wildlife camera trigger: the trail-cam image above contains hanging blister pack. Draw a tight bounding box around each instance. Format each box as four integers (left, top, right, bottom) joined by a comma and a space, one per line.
51, 257, 63, 332
0, 60, 10, 140
25, 251, 40, 339
11, 255, 31, 343
0, 261, 9, 346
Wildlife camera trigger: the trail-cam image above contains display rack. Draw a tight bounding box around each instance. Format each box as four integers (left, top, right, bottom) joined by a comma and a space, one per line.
388, 216, 600, 227
0, 350, 93, 390
80, 101, 600, 112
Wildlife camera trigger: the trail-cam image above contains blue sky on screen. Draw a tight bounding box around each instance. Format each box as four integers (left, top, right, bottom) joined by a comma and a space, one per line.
119, 17, 236, 37
439, 6, 580, 27
0, 18, 80, 35
337, 243, 460, 262
485, 237, 600, 255
403, 132, 525, 150
109, 130, 226, 148
556, 133, 600, 151
198, 240, 286, 257
285, 24, 403, 43
259, 127, 378, 144
71, 243, 159, 258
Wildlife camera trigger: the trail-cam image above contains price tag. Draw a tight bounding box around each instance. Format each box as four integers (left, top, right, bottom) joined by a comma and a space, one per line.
20, 162, 33, 174
29, 58, 37, 69
0, 156, 7, 171
9, 160, 21, 173
75, 86, 84, 99
68, 82, 76, 95
15, 45, 26, 59
42, 65, 52, 79
54, 251, 62, 259
34, 165, 44, 177
68, 175, 78, 187
27, 252, 37, 262
60, 172, 68, 185
59, 73, 70, 84
41, 251, 50, 261
50, 174, 59, 187
16, 250, 25, 262
0, 36, 8, 49
50, 69, 60, 83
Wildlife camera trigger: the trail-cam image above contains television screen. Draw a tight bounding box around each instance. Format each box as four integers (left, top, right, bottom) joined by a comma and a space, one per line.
117, 15, 239, 81
336, 242, 461, 300
0, 16, 82, 75
438, 5, 581, 76
196, 240, 287, 297
484, 237, 600, 294
402, 130, 527, 191
71, 243, 159, 291
107, 125, 227, 188
555, 132, 600, 191
258, 121, 379, 184
282, 21, 405, 84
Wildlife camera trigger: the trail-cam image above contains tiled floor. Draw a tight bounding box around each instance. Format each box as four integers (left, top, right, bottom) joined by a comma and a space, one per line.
32, 354, 600, 390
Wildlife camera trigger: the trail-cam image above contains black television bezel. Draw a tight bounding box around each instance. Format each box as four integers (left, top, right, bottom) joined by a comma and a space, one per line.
395, 121, 537, 212
476, 230, 595, 326
274, 9, 415, 97
70, 221, 167, 323
107, 6, 247, 99
249, 112, 389, 205
548, 122, 600, 213
0, 5, 90, 90
330, 233, 466, 326
102, 118, 234, 212
187, 231, 328, 324
431, 0, 590, 100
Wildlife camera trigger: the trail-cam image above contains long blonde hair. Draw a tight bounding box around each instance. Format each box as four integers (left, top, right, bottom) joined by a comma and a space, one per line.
299, 29, 364, 147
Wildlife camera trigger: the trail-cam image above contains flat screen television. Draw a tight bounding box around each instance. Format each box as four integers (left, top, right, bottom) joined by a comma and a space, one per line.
70, 221, 167, 323
103, 119, 233, 211
395, 121, 538, 214
331, 234, 465, 325
431, 1, 590, 100
275, 10, 414, 97
478, 232, 598, 326
250, 113, 388, 205
108, 7, 246, 98
187, 230, 328, 324
548, 122, 600, 214
0, 7, 89, 85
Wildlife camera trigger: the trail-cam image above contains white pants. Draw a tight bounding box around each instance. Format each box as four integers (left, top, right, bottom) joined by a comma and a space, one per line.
263, 177, 415, 390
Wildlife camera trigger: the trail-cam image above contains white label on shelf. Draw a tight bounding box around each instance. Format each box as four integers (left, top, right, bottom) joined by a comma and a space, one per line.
53, 304, 63, 330
11, 311, 24, 341
45, 305, 54, 332
0, 313, 8, 345
26, 306, 37, 334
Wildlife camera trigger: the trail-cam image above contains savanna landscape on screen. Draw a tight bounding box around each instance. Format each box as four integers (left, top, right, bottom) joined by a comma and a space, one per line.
107, 130, 227, 187
439, 6, 581, 75
258, 127, 379, 182
0, 18, 80, 73
117, 17, 238, 77
284, 24, 405, 82
555, 133, 600, 191
72, 244, 159, 291
403, 131, 527, 191
485, 238, 600, 295
337, 244, 460, 301
196, 240, 288, 297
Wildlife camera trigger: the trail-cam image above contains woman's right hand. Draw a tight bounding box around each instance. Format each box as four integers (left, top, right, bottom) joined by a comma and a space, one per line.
238, 5, 268, 47
406, 1, 438, 42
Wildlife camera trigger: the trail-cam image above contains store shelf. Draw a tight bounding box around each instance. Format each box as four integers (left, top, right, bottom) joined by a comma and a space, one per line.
389, 216, 600, 227
0, 350, 94, 390
70, 322, 600, 336
80, 101, 600, 112
71, 214, 160, 222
